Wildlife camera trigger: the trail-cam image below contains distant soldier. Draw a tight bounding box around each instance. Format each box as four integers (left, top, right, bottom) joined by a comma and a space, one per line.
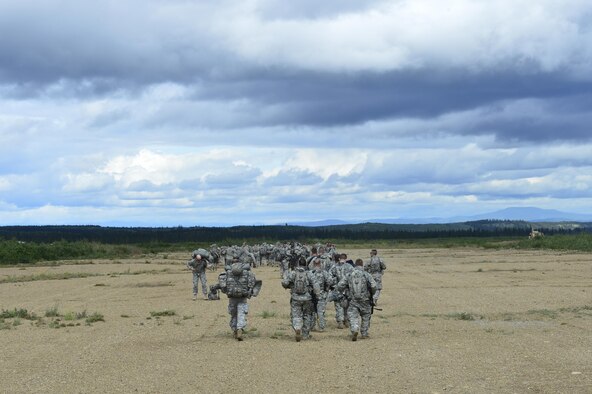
364, 249, 386, 305
187, 249, 210, 300
337, 259, 377, 341
219, 260, 260, 341
329, 253, 354, 329
310, 258, 334, 332
281, 259, 321, 341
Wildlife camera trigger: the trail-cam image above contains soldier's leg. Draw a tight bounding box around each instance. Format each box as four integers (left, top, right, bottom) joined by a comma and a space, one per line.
228, 299, 238, 331
334, 300, 345, 327
291, 300, 304, 331
237, 299, 249, 331
347, 303, 361, 335
302, 300, 313, 338
317, 298, 327, 330
360, 302, 373, 337
200, 273, 208, 297
192, 272, 199, 298
373, 275, 383, 303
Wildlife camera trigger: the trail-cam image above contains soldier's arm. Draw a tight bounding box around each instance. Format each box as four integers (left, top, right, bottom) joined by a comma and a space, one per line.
380, 258, 386, 271
281, 272, 292, 289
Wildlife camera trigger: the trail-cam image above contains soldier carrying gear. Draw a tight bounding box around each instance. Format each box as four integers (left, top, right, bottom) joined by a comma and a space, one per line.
187, 249, 210, 300
219, 259, 260, 341
282, 258, 321, 342
337, 259, 377, 341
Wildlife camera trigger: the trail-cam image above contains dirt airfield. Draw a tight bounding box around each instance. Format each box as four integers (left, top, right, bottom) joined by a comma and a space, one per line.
1, 247, 590, 393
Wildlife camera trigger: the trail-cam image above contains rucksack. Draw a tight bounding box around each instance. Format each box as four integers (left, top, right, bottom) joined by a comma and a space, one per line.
349, 269, 369, 301
293, 268, 308, 295
225, 263, 250, 298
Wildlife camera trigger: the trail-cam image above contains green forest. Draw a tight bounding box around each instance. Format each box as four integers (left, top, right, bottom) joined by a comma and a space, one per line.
0, 220, 591, 265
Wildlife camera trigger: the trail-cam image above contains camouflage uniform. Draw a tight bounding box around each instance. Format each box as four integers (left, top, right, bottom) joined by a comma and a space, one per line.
337, 266, 377, 340
364, 253, 386, 303
282, 266, 321, 341
329, 261, 354, 327
187, 249, 209, 299
221, 263, 258, 340
310, 265, 334, 331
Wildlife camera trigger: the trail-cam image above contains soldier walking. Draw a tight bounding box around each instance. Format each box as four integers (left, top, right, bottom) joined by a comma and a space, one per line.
364, 249, 386, 305
219, 260, 259, 341
337, 259, 377, 341
310, 258, 334, 332
282, 259, 321, 341
329, 253, 353, 329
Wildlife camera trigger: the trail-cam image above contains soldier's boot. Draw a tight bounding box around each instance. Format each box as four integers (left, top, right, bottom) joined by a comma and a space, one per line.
192, 294, 197, 301
351, 331, 358, 341
295, 329, 302, 342
236, 329, 243, 341
337, 322, 344, 329
344, 320, 349, 328
203, 294, 208, 300
361, 334, 369, 339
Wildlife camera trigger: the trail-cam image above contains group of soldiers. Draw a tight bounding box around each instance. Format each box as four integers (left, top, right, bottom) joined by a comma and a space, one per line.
185, 242, 386, 342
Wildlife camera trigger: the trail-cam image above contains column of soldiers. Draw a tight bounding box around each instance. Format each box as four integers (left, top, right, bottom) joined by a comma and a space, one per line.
281, 247, 386, 342
186, 242, 385, 342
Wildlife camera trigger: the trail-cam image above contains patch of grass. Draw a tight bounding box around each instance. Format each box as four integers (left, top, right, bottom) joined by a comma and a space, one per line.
527, 309, 558, 319
120, 314, 130, 318
12, 318, 22, 327
45, 306, 59, 317
270, 331, 284, 339
150, 310, 176, 317
447, 312, 480, 321
0, 308, 37, 320
260, 310, 276, 319
85, 312, 105, 324
182, 315, 194, 320
94, 283, 107, 287
63, 312, 76, 321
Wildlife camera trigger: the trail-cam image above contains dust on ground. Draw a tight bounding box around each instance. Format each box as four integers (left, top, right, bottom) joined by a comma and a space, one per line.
1, 248, 590, 393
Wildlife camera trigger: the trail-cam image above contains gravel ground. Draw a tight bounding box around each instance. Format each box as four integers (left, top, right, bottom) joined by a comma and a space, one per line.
1, 248, 590, 393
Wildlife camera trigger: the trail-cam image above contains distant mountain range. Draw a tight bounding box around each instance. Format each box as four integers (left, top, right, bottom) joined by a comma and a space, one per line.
286, 207, 592, 226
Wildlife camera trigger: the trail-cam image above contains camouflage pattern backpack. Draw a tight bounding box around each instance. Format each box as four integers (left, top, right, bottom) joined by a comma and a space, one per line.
225, 263, 251, 298
349, 269, 369, 301
293, 267, 309, 295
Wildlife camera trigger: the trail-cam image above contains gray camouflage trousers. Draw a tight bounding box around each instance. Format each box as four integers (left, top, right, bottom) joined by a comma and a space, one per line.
314, 296, 328, 330
228, 297, 249, 331
372, 273, 383, 302
192, 272, 207, 296
290, 298, 314, 337
347, 299, 372, 336
333, 295, 350, 324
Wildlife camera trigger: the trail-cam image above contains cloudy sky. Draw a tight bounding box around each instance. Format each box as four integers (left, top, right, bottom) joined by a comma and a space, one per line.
1, 0, 591, 226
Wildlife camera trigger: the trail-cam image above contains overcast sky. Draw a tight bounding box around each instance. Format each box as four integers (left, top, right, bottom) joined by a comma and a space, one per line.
1, 0, 591, 226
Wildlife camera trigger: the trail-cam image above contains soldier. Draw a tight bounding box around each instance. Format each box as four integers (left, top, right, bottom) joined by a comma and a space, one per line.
281, 259, 321, 342
337, 258, 377, 341
364, 249, 387, 305
310, 258, 334, 332
186, 249, 209, 300
329, 253, 354, 329
219, 260, 259, 341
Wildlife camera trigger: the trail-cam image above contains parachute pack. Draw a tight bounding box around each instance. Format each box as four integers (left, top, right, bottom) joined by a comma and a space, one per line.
349, 269, 369, 301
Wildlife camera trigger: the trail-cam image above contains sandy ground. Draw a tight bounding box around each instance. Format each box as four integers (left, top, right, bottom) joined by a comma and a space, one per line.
0, 248, 590, 393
